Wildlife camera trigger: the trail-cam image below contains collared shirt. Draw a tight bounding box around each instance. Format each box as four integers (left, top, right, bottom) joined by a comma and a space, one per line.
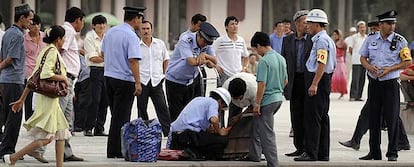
295, 34, 307, 72
165, 32, 215, 85
171, 97, 218, 132
212, 33, 249, 77
222, 72, 257, 108
0, 25, 26, 84
257, 50, 287, 106
84, 30, 104, 67
306, 30, 336, 73
360, 32, 409, 81
139, 37, 170, 86
269, 33, 285, 54
61, 22, 80, 77
101, 23, 141, 82
24, 31, 46, 79
349, 33, 367, 64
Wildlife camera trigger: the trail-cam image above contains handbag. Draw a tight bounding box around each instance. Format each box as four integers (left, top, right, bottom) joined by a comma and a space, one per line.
27, 47, 68, 98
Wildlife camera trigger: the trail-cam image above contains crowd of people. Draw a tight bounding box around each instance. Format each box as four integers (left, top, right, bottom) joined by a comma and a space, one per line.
0, 2, 412, 167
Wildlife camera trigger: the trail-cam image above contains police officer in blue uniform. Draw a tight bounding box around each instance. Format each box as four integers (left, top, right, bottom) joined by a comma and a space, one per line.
294, 9, 336, 161
165, 22, 219, 122
359, 10, 412, 161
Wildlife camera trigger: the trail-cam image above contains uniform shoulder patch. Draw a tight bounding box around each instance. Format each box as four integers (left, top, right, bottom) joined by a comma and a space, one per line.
394, 34, 403, 41
369, 31, 376, 36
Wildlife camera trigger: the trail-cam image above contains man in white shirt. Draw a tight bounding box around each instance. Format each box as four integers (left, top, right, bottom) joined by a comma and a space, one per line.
349, 21, 367, 101
213, 16, 249, 87
83, 15, 108, 137
344, 27, 357, 82
137, 20, 171, 136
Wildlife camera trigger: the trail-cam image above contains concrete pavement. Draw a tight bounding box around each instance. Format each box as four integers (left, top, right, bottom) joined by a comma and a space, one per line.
9, 96, 414, 167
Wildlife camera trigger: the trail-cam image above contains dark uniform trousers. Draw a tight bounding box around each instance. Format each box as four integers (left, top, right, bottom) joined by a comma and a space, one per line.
367, 77, 400, 158
85, 67, 108, 133
105, 77, 135, 158
351, 102, 410, 147
137, 80, 171, 136
350, 65, 366, 99
290, 72, 306, 152
303, 71, 331, 159
0, 83, 24, 157
74, 78, 90, 131
23, 79, 34, 121
166, 79, 194, 122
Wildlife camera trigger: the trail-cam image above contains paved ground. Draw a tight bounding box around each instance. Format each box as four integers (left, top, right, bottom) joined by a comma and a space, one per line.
7, 70, 414, 166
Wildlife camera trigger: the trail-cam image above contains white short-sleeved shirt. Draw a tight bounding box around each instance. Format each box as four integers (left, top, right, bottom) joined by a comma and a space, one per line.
213, 33, 249, 76
349, 33, 367, 65
139, 37, 170, 86
61, 22, 80, 77
84, 30, 104, 67
222, 72, 257, 108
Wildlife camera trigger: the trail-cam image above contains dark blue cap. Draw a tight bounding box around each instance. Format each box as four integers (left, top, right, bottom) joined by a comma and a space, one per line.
376, 10, 397, 22
199, 22, 219, 44
123, 6, 146, 16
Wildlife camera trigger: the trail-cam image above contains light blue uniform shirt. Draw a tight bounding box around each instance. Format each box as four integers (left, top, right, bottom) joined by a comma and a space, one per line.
171, 97, 218, 132
165, 33, 215, 85
0, 25, 26, 84
101, 23, 141, 82
256, 50, 287, 106
269, 33, 284, 54
359, 32, 408, 81
306, 30, 336, 74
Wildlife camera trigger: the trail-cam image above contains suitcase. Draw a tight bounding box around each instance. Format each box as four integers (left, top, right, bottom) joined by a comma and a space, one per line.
222, 113, 253, 159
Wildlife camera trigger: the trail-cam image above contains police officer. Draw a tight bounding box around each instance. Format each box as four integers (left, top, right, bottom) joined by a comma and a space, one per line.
165, 22, 219, 122
294, 9, 336, 161
359, 10, 412, 161
101, 6, 145, 158
367, 20, 380, 33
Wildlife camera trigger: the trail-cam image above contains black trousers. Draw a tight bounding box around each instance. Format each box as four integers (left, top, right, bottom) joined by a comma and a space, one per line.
85, 68, 108, 132
350, 102, 410, 147
290, 73, 306, 152
170, 130, 228, 160
74, 78, 91, 131
303, 72, 331, 159
0, 83, 24, 157
367, 77, 400, 158
166, 79, 193, 122
137, 80, 171, 136
23, 79, 34, 121
105, 77, 135, 158
350, 65, 366, 99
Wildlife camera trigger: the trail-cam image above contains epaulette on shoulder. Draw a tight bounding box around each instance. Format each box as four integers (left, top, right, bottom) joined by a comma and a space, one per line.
394, 34, 403, 41
187, 37, 193, 43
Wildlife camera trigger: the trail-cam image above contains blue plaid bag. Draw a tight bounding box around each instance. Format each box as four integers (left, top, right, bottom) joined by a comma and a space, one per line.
121, 118, 162, 162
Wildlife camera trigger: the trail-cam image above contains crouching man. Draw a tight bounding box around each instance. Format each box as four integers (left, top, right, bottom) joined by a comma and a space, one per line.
169, 88, 231, 160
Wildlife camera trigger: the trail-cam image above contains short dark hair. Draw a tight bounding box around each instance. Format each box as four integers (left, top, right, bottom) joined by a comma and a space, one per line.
142, 20, 153, 29
224, 16, 238, 27
14, 10, 33, 23
273, 21, 283, 28
92, 15, 107, 25
228, 78, 246, 98
282, 19, 291, 23
43, 25, 65, 44
191, 13, 206, 24
32, 14, 41, 25
64, 7, 85, 23
251, 32, 270, 48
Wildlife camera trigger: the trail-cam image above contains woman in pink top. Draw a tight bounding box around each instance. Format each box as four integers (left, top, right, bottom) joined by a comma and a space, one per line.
331, 29, 348, 99
23, 14, 46, 120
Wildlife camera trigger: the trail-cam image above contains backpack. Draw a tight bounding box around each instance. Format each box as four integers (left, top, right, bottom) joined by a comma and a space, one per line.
121, 118, 162, 162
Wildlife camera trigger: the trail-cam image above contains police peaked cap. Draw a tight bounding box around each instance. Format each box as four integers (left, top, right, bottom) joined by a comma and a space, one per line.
376, 10, 397, 22
123, 6, 146, 16
199, 22, 220, 43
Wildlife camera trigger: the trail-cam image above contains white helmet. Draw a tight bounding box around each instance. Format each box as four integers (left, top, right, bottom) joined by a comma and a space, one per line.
212, 87, 231, 107
306, 9, 329, 24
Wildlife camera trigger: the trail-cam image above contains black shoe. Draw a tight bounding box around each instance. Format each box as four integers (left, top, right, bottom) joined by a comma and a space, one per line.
355, 98, 364, 101
318, 157, 329, 161
338, 140, 360, 151
388, 156, 397, 161
64, 155, 84, 162
84, 130, 93, 137
285, 150, 303, 157
74, 127, 83, 132
94, 131, 108, 136
397, 144, 411, 151
234, 155, 260, 162
294, 152, 316, 161
359, 153, 382, 160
